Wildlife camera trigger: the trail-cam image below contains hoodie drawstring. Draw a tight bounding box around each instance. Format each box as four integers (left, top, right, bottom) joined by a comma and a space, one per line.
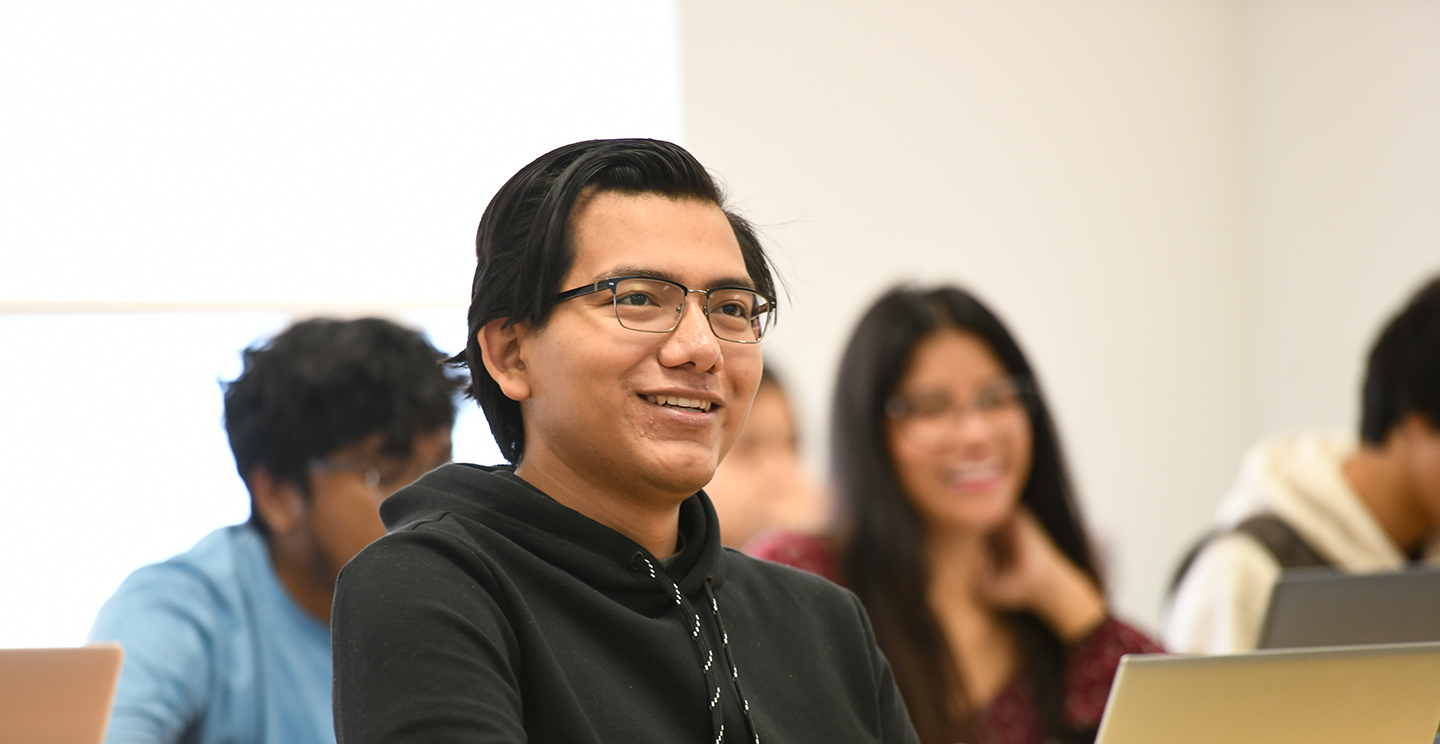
638, 555, 760, 744
704, 578, 759, 744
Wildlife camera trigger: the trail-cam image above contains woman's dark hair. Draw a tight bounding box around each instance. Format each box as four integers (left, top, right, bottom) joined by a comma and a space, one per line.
451, 138, 777, 463
830, 285, 1101, 744
223, 317, 465, 538
1360, 275, 1440, 444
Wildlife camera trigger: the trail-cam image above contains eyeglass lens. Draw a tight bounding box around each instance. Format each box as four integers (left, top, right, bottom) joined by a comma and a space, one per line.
309, 457, 410, 493
890, 379, 1027, 448
611, 278, 770, 342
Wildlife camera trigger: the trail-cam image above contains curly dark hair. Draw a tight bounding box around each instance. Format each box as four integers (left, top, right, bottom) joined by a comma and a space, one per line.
223, 317, 465, 537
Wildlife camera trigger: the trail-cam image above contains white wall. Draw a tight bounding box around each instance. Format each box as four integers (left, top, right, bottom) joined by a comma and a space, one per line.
681, 0, 1440, 631
1, 3, 684, 308
1248, 0, 1440, 435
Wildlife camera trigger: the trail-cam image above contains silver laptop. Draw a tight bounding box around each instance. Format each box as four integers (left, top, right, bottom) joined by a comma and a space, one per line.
0, 644, 124, 744
1095, 642, 1440, 744
1259, 565, 1440, 649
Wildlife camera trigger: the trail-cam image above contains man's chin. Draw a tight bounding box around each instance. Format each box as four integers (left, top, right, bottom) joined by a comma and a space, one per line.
641, 456, 718, 498
663, 471, 717, 499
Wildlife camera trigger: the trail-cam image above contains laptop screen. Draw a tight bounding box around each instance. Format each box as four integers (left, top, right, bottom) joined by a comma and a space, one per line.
1259, 566, 1440, 649
1096, 642, 1440, 744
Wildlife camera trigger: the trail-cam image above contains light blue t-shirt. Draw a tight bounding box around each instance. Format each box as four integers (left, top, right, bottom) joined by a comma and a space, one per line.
89, 524, 334, 744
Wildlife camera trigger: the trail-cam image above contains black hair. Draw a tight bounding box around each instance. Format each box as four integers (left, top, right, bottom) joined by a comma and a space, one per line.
223, 317, 465, 537
451, 138, 777, 463
830, 285, 1101, 744
1361, 275, 1440, 444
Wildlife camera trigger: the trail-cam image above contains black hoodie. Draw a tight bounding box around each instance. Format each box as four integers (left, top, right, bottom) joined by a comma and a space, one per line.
332, 463, 919, 744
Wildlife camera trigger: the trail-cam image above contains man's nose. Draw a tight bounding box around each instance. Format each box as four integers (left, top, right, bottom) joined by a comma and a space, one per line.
659, 293, 722, 369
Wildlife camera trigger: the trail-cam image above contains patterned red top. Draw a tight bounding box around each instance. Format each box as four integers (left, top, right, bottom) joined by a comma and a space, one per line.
746, 531, 1163, 744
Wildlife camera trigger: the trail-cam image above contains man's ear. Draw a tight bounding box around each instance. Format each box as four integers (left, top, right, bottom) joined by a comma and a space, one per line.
250, 466, 307, 537
478, 318, 533, 402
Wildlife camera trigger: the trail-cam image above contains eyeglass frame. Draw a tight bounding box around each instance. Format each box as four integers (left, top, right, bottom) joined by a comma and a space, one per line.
307, 457, 385, 491
551, 275, 776, 344
307, 454, 426, 493
883, 375, 1035, 446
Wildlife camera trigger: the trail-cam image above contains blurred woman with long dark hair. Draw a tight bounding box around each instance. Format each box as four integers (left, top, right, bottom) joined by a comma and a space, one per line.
751, 285, 1160, 744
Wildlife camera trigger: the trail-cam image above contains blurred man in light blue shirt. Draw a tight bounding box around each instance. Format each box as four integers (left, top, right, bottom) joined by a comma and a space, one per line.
90, 317, 462, 744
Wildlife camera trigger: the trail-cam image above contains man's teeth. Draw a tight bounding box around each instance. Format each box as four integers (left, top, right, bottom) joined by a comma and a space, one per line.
646, 395, 712, 412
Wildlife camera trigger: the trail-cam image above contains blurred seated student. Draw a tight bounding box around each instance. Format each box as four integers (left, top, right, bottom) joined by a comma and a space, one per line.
1164, 276, 1440, 653
703, 367, 827, 548
89, 317, 462, 744
750, 285, 1159, 744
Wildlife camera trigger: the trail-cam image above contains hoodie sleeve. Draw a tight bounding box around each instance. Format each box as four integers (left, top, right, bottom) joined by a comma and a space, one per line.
1161, 533, 1282, 653
332, 529, 526, 744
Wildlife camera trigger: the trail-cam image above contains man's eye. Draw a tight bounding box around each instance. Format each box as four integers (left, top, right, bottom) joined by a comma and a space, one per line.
713, 300, 750, 318
374, 463, 411, 489
617, 292, 659, 307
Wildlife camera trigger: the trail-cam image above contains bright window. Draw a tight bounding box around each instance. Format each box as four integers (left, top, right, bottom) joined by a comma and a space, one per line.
0, 1, 682, 647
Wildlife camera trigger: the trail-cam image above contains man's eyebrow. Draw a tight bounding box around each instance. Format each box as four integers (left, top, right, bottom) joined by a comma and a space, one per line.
590, 265, 758, 291
589, 265, 677, 284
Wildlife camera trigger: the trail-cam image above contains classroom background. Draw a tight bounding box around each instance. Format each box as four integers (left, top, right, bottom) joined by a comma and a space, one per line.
3, 0, 1437, 647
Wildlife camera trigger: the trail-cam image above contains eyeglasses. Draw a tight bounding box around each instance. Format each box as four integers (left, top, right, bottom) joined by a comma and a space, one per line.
307, 457, 405, 493
553, 276, 775, 344
885, 376, 1031, 450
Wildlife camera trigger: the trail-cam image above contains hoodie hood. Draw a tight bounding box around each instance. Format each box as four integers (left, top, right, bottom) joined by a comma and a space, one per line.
375, 462, 762, 744
380, 463, 728, 599
1214, 430, 1402, 568
335, 461, 921, 744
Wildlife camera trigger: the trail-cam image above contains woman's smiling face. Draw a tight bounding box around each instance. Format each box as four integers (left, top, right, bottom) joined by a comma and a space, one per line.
885, 328, 1034, 535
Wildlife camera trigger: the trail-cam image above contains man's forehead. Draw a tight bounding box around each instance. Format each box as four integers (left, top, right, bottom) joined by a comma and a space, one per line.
323, 428, 451, 462
327, 432, 388, 458
565, 192, 753, 289
579, 263, 756, 290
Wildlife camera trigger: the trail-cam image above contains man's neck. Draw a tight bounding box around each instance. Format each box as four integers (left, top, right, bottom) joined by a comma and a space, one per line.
265, 539, 333, 623
514, 458, 685, 559
1343, 445, 1429, 554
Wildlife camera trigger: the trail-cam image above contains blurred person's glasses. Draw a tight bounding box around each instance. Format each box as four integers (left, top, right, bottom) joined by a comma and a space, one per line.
308, 457, 407, 494
553, 276, 775, 344
885, 376, 1031, 450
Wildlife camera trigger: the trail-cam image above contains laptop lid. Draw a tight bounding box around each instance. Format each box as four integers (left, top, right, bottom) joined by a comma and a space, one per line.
1094, 642, 1440, 744
0, 644, 124, 744
1259, 566, 1440, 649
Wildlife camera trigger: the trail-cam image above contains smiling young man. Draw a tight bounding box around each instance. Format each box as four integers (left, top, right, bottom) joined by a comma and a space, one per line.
331, 139, 920, 744
90, 317, 461, 744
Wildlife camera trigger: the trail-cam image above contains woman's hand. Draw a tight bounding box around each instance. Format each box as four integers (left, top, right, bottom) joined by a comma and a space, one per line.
973, 508, 1109, 644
